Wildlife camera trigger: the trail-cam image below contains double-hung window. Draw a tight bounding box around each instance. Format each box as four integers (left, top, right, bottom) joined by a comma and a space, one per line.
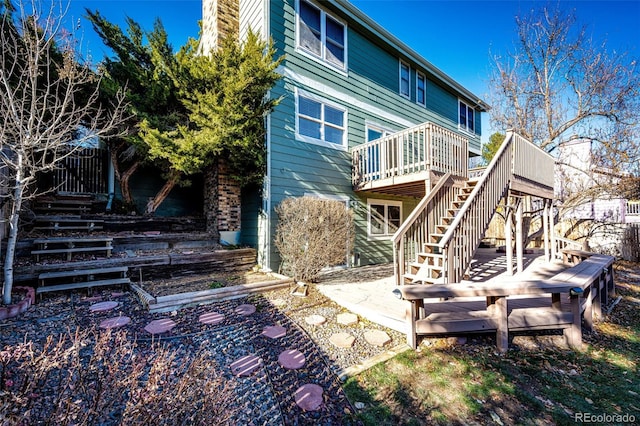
459, 100, 475, 133
298, 0, 346, 70
399, 61, 410, 98
416, 72, 426, 106
297, 91, 346, 148
368, 199, 402, 239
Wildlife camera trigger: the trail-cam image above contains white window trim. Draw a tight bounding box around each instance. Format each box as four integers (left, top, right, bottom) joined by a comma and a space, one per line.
458, 99, 476, 134
399, 60, 411, 99
365, 121, 393, 142
367, 199, 403, 240
416, 71, 426, 107
296, 0, 348, 74
295, 88, 348, 151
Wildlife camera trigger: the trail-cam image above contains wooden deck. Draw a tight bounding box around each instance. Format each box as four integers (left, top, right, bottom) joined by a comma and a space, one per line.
316, 248, 614, 351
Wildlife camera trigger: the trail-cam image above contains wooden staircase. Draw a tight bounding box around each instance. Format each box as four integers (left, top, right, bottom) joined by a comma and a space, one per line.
393, 131, 556, 286
405, 180, 477, 284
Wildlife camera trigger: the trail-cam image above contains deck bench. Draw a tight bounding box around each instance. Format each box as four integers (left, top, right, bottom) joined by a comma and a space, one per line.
396, 253, 615, 352
561, 249, 594, 265
31, 237, 113, 261
37, 266, 129, 298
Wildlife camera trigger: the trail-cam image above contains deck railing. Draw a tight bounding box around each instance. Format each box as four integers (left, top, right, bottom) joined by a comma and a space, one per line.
511, 133, 555, 188
352, 122, 468, 189
436, 131, 556, 283
392, 173, 457, 286
627, 201, 640, 216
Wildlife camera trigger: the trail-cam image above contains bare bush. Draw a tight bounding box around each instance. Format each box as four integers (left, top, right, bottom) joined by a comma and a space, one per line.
0, 329, 234, 425
275, 196, 354, 282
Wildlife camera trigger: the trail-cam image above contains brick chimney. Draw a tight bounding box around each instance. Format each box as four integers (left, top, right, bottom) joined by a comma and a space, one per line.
201, 0, 239, 55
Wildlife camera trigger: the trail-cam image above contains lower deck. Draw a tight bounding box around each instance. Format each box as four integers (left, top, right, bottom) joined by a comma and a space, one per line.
315, 248, 582, 334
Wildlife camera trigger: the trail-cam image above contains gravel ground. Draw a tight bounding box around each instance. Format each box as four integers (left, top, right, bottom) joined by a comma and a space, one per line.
1, 279, 405, 425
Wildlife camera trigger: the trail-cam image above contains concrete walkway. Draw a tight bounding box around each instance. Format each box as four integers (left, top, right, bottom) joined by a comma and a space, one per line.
315, 248, 567, 334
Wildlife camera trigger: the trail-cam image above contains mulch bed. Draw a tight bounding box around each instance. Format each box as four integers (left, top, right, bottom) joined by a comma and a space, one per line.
1, 288, 361, 425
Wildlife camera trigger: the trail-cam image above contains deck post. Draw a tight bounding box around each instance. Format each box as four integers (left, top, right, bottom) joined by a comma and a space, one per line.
543, 199, 550, 261
549, 203, 557, 260
505, 200, 514, 276
495, 296, 509, 353
515, 199, 524, 273
406, 299, 423, 349
565, 292, 583, 349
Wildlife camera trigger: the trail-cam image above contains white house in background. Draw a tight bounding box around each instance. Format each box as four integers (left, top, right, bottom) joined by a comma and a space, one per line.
557, 137, 640, 224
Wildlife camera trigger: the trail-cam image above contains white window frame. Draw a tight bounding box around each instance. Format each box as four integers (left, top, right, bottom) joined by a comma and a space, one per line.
296, 0, 348, 72
295, 88, 348, 150
399, 60, 411, 99
367, 199, 403, 240
365, 122, 393, 142
416, 71, 426, 107
459, 99, 475, 134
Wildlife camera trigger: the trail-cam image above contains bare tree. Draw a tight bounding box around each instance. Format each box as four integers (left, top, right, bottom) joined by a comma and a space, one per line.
0, 0, 126, 304
488, 5, 640, 241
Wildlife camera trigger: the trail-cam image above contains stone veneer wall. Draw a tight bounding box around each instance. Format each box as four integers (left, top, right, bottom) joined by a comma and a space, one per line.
216, 160, 242, 232
201, 0, 242, 236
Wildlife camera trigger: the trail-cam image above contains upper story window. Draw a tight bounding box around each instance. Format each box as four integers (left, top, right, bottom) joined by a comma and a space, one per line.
298, 0, 346, 70
459, 100, 475, 133
399, 61, 410, 98
416, 72, 426, 106
296, 90, 347, 149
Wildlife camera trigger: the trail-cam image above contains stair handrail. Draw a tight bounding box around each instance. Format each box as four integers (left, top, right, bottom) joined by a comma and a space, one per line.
392, 172, 454, 286
437, 131, 516, 282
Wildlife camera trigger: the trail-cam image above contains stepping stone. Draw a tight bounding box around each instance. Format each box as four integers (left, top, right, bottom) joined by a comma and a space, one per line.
364, 330, 392, 347
99, 316, 131, 329
329, 332, 355, 348
111, 292, 126, 298
199, 311, 225, 325
144, 319, 177, 334
230, 355, 262, 377
294, 384, 324, 411
84, 296, 103, 303
235, 304, 256, 316
278, 349, 306, 370
305, 314, 327, 326
336, 312, 358, 326
262, 325, 286, 339
271, 298, 287, 307
89, 301, 119, 313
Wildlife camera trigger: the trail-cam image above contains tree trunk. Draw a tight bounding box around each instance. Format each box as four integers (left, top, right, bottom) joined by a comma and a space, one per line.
120, 161, 140, 205
109, 146, 139, 205
145, 171, 180, 215
2, 156, 24, 306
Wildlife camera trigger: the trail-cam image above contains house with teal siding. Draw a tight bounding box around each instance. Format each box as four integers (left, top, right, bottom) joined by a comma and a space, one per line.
202, 0, 493, 274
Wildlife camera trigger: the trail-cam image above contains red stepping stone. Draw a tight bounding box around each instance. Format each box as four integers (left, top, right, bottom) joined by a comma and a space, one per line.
262, 325, 286, 339
111, 292, 126, 298
144, 319, 177, 334
294, 384, 324, 411
199, 311, 225, 325
230, 354, 262, 377
89, 301, 119, 313
235, 304, 256, 316
278, 349, 306, 370
99, 316, 131, 329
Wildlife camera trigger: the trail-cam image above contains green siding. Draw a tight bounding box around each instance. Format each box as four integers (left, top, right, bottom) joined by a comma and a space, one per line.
251, 0, 485, 270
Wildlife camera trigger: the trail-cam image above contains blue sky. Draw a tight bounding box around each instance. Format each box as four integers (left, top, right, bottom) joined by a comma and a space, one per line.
60, 0, 640, 142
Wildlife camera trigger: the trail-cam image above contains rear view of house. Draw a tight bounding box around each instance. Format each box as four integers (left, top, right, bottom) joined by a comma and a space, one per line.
202, 0, 493, 271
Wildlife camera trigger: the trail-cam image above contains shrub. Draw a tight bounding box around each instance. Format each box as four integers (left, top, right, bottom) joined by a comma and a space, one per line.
0, 329, 235, 425
275, 196, 354, 282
